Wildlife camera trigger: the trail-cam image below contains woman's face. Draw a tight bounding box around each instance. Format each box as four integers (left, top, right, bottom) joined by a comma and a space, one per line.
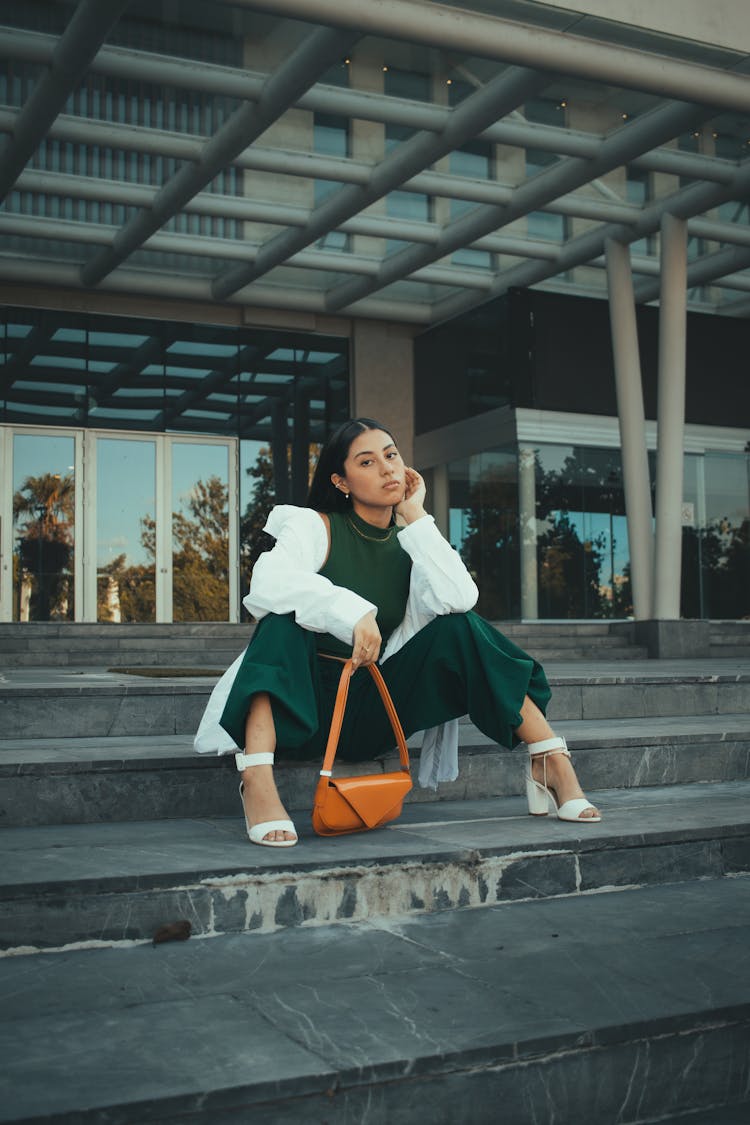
333, 428, 405, 509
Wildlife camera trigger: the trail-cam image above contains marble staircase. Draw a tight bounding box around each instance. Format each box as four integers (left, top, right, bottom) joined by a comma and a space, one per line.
0, 653, 748, 1123
0, 619, 650, 667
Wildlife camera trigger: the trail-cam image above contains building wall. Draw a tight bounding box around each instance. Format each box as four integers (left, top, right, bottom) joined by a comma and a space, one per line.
537, 0, 749, 52
351, 320, 416, 465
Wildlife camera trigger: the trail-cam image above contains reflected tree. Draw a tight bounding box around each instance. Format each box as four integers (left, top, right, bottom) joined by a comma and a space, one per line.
13, 472, 75, 620
536, 451, 632, 618
96, 475, 230, 622
171, 475, 229, 621
682, 516, 750, 618
459, 471, 520, 619
240, 446, 275, 600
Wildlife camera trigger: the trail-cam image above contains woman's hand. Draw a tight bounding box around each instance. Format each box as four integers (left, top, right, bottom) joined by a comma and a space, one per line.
351, 610, 382, 670
394, 467, 427, 525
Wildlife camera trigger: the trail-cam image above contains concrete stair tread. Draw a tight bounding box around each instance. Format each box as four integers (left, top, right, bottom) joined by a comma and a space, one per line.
3, 657, 750, 690
2, 781, 748, 896
0, 877, 748, 1124
0, 712, 748, 769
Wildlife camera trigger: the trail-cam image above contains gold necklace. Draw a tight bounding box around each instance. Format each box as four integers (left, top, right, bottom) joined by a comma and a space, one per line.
346, 516, 395, 542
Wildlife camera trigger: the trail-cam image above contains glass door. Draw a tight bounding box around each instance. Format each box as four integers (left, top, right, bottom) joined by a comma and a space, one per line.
5, 430, 80, 622
1, 426, 238, 623
168, 438, 236, 622
92, 435, 157, 622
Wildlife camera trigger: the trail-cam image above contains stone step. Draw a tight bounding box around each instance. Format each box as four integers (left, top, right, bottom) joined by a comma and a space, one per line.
710, 623, 750, 657
0, 621, 626, 640
0, 876, 748, 1122
0, 620, 647, 667
1, 781, 748, 953
1, 713, 748, 827
1, 660, 748, 739
2, 642, 651, 668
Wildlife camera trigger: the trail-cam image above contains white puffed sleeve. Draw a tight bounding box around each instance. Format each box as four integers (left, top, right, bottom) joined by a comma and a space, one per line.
381, 515, 478, 662
243, 504, 377, 645
397, 515, 478, 614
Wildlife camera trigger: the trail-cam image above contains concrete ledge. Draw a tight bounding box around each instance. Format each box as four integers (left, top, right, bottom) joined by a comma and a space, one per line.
1, 782, 748, 952
2, 714, 750, 826
635, 619, 712, 659
0, 880, 748, 1123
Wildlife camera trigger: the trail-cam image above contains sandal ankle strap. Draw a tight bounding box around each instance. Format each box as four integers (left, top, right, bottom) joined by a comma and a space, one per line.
235, 751, 275, 770
526, 736, 568, 757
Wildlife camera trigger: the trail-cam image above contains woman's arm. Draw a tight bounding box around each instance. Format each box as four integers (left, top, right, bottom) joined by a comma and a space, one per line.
395, 471, 479, 615
243, 506, 377, 645
398, 514, 479, 615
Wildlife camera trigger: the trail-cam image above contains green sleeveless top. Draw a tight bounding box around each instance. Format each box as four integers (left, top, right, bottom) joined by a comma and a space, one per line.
316, 509, 413, 658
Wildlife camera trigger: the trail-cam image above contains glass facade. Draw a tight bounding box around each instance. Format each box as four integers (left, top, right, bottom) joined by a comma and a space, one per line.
447, 441, 749, 621
11, 431, 76, 622
1, 306, 349, 623
682, 451, 750, 619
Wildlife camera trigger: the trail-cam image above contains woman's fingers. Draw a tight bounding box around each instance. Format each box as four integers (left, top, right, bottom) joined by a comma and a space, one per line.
351, 613, 381, 669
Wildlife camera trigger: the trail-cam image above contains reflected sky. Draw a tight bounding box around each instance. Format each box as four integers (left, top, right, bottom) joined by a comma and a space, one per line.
97, 438, 155, 568
12, 433, 75, 497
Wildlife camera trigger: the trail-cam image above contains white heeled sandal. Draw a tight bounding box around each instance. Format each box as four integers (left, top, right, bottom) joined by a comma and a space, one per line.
235, 751, 298, 848
525, 736, 601, 823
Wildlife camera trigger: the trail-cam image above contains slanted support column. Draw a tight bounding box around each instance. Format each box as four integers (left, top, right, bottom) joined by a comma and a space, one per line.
518, 446, 538, 620
654, 213, 688, 619
605, 238, 653, 619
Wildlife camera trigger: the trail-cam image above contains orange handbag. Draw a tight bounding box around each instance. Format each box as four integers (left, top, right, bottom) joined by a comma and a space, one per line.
312, 658, 413, 836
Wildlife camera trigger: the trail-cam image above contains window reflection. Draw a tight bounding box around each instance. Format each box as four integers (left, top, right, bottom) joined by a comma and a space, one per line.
96, 439, 156, 622
12, 434, 75, 621
171, 442, 230, 622
449, 442, 633, 621
682, 451, 750, 618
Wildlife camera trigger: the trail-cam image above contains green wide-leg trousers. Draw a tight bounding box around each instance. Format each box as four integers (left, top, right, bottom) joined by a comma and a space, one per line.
220, 611, 551, 762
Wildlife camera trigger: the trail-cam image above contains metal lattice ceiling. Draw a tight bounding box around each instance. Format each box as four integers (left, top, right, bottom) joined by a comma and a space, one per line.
1, 0, 750, 325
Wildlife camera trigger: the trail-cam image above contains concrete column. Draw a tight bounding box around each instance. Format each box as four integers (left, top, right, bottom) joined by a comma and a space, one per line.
431, 463, 450, 538
518, 445, 538, 620
605, 237, 654, 619
654, 213, 688, 619
351, 319, 415, 465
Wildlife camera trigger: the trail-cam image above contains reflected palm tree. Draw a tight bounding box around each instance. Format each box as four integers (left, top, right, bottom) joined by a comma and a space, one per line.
13, 472, 75, 620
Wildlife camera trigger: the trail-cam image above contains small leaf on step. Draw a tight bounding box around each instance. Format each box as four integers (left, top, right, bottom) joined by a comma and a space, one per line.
152, 920, 192, 945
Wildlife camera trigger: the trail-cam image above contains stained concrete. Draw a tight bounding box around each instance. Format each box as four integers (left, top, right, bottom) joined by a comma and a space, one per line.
2, 782, 749, 951
0, 879, 748, 1124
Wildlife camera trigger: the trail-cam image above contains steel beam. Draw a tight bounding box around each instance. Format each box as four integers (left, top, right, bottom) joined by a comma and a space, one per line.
210, 66, 546, 299
0, 108, 694, 227
79, 25, 357, 288
0, 212, 494, 289
635, 243, 750, 303
326, 101, 701, 312
0, 24, 741, 186
0, 258, 433, 324
231, 0, 750, 113
0, 0, 130, 203
10, 170, 573, 260
431, 155, 750, 325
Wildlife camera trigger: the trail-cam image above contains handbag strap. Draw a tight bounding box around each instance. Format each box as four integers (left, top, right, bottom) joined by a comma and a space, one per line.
319, 659, 410, 778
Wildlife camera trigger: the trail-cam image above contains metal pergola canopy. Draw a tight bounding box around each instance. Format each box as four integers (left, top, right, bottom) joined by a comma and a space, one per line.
0, 0, 749, 328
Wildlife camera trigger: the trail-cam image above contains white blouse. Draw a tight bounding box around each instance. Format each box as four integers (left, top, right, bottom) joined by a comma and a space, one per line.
194, 505, 479, 788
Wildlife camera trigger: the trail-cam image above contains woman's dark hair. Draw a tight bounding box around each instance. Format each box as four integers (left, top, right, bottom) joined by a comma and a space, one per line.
307, 417, 397, 513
